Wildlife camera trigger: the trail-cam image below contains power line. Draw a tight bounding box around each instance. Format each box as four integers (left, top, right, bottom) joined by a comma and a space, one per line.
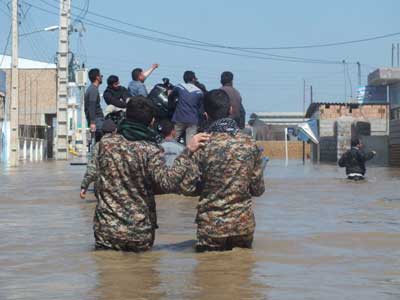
31, 0, 343, 65
0, 26, 12, 66
45, 0, 400, 51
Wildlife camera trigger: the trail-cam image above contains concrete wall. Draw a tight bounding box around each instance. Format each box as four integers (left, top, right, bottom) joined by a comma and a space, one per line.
257, 141, 311, 160
389, 83, 400, 166
3, 69, 57, 126
362, 136, 389, 166
390, 120, 400, 166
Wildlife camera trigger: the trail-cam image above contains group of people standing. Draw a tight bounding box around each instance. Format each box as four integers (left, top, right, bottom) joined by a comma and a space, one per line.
83, 64, 246, 144
80, 64, 265, 253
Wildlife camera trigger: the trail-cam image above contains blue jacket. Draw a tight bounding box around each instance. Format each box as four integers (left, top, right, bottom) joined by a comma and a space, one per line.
171, 83, 203, 125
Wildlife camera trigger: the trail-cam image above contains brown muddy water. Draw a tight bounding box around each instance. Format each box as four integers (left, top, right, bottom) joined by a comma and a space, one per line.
1, 161, 400, 300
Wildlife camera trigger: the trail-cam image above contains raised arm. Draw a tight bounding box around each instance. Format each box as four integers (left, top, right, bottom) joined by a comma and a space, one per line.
143, 63, 159, 80
360, 150, 376, 162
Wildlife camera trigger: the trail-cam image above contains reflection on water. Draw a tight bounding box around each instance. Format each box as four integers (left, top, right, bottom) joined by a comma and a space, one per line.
1, 161, 400, 300
93, 251, 164, 300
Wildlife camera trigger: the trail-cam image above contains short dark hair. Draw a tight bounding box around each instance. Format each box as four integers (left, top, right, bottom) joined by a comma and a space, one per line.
204, 89, 231, 121
88, 68, 100, 83
183, 71, 196, 83
131, 68, 143, 81
158, 119, 175, 138
107, 75, 119, 87
221, 71, 233, 86
351, 137, 361, 147
126, 96, 156, 126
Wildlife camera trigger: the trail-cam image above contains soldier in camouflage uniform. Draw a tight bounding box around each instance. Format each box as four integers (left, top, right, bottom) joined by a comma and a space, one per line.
180, 89, 265, 252
83, 96, 208, 252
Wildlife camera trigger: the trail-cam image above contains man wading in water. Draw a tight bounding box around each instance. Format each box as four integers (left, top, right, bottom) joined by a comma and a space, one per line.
181, 89, 265, 252
338, 137, 376, 181
87, 96, 209, 252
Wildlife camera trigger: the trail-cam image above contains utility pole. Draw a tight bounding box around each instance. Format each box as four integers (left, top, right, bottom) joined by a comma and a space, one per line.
342, 60, 347, 101
392, 44, 395, 67
303, 79, 306, 116
76, 67, 87, 158
55, 0, 71, 160
310, 85, 313, 104
357, 62, 361, 87
302, 79, 306, 165
397, 43, 399, 67
9, 0, 19, 166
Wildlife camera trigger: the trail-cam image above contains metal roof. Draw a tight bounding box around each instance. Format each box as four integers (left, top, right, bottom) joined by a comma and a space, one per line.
249, 112, 308, 126
0, 55, 56, 69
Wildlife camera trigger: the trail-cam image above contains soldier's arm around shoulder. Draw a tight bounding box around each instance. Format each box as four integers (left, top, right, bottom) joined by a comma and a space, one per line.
177, 149, 202, 196
148, 146, 196, 194
249, 144, 265, 197
80, 142, 99, 190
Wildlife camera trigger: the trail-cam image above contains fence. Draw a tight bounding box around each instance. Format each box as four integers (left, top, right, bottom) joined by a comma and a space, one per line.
256, 141, 311, 160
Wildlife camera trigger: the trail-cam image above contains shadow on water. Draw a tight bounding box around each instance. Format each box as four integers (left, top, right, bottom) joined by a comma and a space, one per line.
152, 239, 196, 252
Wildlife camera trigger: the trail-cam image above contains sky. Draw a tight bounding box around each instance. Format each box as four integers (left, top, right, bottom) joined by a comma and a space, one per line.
0, 0, 400, 114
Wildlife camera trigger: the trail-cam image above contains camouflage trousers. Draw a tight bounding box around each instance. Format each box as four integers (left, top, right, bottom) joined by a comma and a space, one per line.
195, 233, 254, 252
94, 230, 155, 252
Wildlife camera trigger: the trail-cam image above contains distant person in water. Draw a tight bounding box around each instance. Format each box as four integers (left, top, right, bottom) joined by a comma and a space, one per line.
338, 137, 376, 180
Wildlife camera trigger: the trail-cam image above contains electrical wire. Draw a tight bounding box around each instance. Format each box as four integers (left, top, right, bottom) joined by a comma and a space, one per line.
0, 26, 11, 67
31, 0, 344, 65
45, 0, 400, 51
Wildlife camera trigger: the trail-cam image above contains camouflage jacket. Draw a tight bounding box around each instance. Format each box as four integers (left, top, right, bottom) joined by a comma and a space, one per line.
81, 137, 103, 191
87, 133, 195, 247
181, 132, 265, 239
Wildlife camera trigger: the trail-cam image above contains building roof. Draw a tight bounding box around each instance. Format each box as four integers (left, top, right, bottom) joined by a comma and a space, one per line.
368, 68, 400, 86
249, 112, 308, 126
305, 101, 388, 118
0, 55, 56, 69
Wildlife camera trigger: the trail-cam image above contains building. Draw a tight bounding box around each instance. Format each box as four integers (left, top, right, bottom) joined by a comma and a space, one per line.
249, 112, 311, 160
368, 68, 400, 166
0, 69, 6, 161
0, 55, 57, 160
249, 112, 308, 140
306, 102, 389, 165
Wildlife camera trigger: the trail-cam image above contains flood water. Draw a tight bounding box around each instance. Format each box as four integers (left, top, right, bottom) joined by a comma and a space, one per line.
1, 160, 400, 300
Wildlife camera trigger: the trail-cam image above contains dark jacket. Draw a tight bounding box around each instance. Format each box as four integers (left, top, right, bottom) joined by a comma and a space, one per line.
84, 84, 104, 124
221, 85, 246, 129
338, 147, 375, 175
103, 86, 130, 108
169, 83, 204, 125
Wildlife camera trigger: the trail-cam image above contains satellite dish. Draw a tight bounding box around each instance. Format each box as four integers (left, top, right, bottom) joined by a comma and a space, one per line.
298, 121, 319, 144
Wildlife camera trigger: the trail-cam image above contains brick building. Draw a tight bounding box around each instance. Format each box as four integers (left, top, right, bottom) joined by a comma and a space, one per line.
0, 55, 57, 160
306, 102, 389, 165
